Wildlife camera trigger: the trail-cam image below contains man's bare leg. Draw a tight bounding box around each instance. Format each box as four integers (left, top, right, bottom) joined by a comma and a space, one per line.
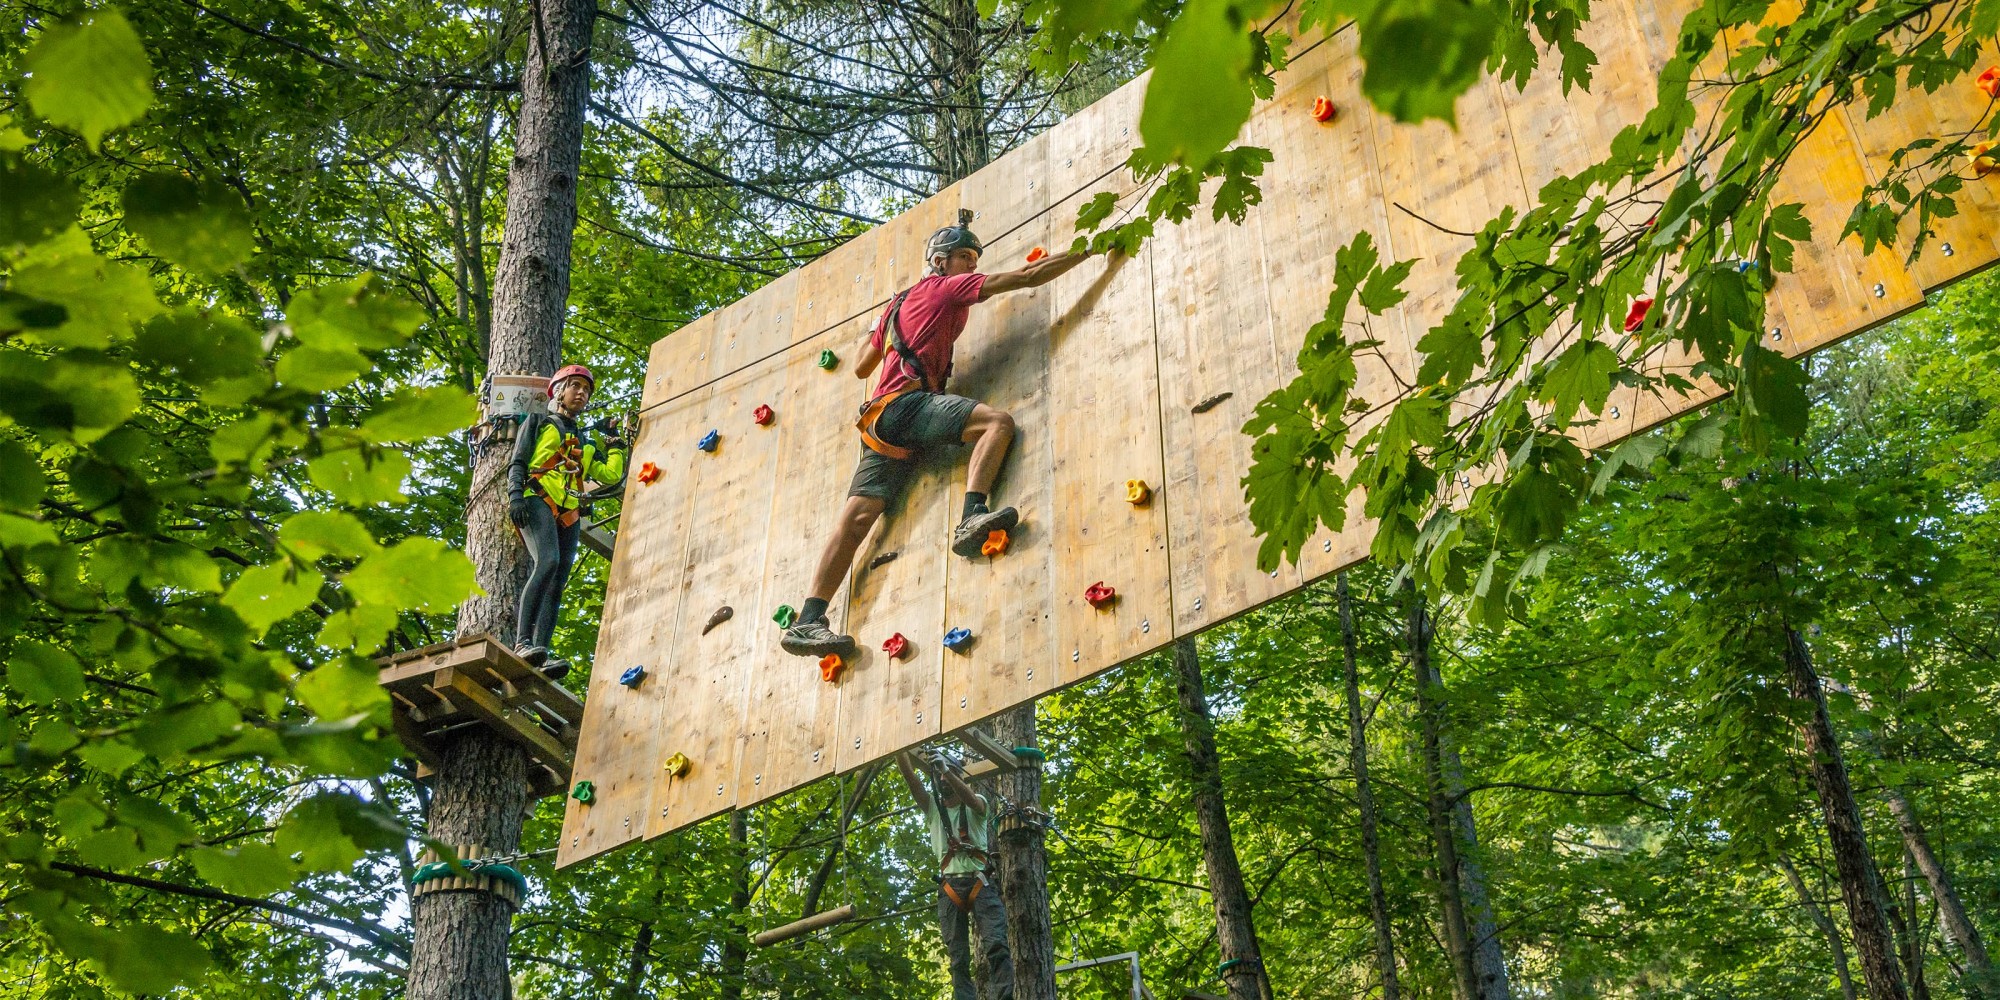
781, 495, 885, 656
952, 404, 1020, 557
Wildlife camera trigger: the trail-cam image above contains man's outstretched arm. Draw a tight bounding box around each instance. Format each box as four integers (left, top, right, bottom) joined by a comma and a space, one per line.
976, 249, 1095, 300
896, 752, 936, 812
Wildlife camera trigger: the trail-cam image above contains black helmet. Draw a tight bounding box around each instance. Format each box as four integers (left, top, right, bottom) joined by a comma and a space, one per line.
926, 209, 983, 269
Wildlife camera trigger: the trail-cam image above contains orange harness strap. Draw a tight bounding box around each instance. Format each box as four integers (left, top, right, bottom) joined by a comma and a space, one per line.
856, 388, 917, 461
940, 877, 982, 912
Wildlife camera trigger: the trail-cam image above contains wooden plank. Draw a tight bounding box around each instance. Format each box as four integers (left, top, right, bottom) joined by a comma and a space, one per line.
940, 138, 1059, 732
649, 362, 788, 836
1151, 173, 1304, 637
642, 313, 721, 411
558, 387, 709, 866
727, 325, 867, 810
1046, 205, 1172, 685
435, 669, 574, 771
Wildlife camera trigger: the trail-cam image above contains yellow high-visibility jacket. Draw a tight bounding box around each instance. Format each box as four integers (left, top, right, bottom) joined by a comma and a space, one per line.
506, 413, 626, 513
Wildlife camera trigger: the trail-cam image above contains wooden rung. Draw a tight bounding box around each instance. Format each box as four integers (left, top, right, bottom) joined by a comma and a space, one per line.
432, 669, 575, 770
752, 904, 857, 946
956, 728, 1022, 771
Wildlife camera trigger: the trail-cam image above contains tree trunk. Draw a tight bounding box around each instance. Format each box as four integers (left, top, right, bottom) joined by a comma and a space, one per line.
1899, 850, 1932, 1000
722, 810, 750, 1000
1338, 575, 1402, 1000
1408, 590, 1479, 1000
928, 0, 990, 184
409, 2, 596, 998
1884, 787, 1993, 996
1783, 627, 1909, 1000
992, 704, 1057, 1000
1171, 637, 1275, 1000
619, 912, 654, 999
1436, 699, 1510, 1000
1781, 853, 1861, 1000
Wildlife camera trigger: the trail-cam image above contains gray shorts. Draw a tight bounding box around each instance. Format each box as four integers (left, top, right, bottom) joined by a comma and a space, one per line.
848, 392, 979, 502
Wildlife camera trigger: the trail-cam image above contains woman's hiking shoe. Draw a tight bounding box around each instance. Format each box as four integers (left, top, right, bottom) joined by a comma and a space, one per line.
516, 645, 549, 667
542, 659, 573, 682
781, 619, 857, 657
951, 507, 1019, 557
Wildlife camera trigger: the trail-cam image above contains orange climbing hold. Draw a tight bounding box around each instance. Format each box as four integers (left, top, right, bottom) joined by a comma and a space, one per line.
1979, 66, 2000, 99
981, 529, 1009, 557
1311, 96, 1336, 123
1084, 582, 1117, 609
1026, 246, 1047, 263
1973, 140, 2000, 177
1125, 479, 1151, 505
638, 461, 662, 485
819, 653, 846, 683
1623, 297, 1653, 333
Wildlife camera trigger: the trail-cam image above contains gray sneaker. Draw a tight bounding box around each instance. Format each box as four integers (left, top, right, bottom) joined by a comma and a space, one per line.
952, 507, 1019, 557
781, 619, 856, 657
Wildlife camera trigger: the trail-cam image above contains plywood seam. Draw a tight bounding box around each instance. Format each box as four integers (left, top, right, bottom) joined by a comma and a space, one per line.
1143, 242, 1184, 642
640, 160, 1134, 415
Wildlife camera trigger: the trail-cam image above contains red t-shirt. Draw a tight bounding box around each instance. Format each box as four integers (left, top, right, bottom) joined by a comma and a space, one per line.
870, 272, 987, 397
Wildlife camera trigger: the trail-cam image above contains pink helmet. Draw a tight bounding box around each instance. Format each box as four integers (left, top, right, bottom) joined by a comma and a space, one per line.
548, 364, 594, 398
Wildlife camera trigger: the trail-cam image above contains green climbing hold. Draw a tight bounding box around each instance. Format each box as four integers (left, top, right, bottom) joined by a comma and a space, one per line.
817, 349, 838, 370
1012, 746, 1047, 764
773, 604, 797, 629
571, 779, 595, 805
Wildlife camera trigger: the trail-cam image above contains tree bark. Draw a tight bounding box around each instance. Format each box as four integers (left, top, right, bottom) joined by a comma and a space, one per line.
1783, 627, 1909, 1000
1884, 787, 1993, 996
1437, 705, 1510, 1000
1899, 850, 1933, 1000
992, 704, 1057, 1000
409, 2, 596, 998
619, 911, 655, 999
1781, 853, 1861, 1000
1338, 575, 1402, 1000
1171, 637, 1275, 1000
928, 0, 990, 185
722, 810, 750, 1000
1408, 590, 1479, 1000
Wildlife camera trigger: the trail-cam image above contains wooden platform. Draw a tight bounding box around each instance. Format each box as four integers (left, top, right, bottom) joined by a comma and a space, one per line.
380, 634, 583, 800
559, 0, 1996, 867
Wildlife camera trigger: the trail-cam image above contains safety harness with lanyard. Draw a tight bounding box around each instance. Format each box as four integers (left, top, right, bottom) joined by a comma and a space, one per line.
523, 414, 589, 529
936, 797, 992, 912
855, 288, 942, 461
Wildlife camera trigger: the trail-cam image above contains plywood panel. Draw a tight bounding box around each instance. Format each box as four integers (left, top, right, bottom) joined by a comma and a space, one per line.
642, 314, 719, 410
646, 363, 787, 836
1841, 61, 2000, 291
727, 325, 867, 809
559, 387, 708, 866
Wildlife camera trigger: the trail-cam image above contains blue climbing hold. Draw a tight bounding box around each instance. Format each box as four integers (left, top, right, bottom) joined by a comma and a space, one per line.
942, 627, 973, 651
1735, 259, 1759, 273
619, 665, 647, 688
698, 429, 720, 452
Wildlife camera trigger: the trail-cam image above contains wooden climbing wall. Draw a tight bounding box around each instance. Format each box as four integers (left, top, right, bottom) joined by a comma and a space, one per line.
558, 3, 1988, 867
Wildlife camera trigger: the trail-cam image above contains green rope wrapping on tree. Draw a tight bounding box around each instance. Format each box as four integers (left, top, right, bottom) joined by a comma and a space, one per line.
410, 860, 529, 899
1011, 746, 1046, 764
1218, 957, 1260, 976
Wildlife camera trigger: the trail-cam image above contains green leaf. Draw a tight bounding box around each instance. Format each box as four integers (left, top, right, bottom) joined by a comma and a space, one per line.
343, 537, 476, 612
1074, 191, 1119, 233
122, 173, 256, 274
223, 563, 324, 638
276, 343, 373, 393
279, 510, 380, 561
306, 446, 412, 506
75, 827, 143, 869
0, 438, 47, 509
1359, 258, 1416, 314
316, 604, 398, 652
277, 792, 404, 871
9, 228, 163, 348
133, 309, 263, 385
1139, 0, 1258, 169
359, 385, 477, 442
295, 656, 390, 721
7, 641, 85, 705
82, 923, 212, 994
1737, 340, 1809, 450
191, 843, 298, 896
1541, 339, 1621, 420
22, 9, 155, 150
286, 274, 425, 352
0, 154, 81, 249
75, 739, 146, 777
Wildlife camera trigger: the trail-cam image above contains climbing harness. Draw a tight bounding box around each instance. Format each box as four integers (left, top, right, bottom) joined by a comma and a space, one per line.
940, 872, 987, 912
855, 287, 945, 461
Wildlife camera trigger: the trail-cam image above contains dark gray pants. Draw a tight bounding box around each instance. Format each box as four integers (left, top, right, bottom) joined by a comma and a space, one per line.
938, 874, 1012, 1000
515, 500, 579, 650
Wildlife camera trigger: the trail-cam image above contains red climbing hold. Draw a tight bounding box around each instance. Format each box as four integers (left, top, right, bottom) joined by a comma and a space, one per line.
1084, 582, 1117, 609
638, 461, 662, 485
1026, 246, 1047, 263
754, 404, 775, 426
819, 653, 846, 683
1623, 297, 1653, 333
981, 529, 1009, 557
882, 633, 909, 660
1311, 96, 1336, 123
1980, 66, 2000, 99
